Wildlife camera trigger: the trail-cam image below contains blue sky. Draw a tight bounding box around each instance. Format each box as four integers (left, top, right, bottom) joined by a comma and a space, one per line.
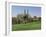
12, 6, 41, 17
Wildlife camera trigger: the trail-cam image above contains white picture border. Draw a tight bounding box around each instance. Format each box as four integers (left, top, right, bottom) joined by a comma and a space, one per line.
5, 1, 45, 35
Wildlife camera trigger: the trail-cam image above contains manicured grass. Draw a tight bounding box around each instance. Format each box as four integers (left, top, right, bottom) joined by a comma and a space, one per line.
12, 21, 41, 31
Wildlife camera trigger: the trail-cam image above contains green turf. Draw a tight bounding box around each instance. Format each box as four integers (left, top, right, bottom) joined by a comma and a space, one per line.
12, 21, 41, 31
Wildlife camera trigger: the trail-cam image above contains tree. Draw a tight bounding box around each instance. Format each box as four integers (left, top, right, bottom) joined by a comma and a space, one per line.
33, 16, 37, 22
38, 17, 41, 21
12, 17, 17, 24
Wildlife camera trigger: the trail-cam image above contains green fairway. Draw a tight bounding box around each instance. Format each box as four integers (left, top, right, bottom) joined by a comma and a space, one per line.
12, 21, 41, 31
